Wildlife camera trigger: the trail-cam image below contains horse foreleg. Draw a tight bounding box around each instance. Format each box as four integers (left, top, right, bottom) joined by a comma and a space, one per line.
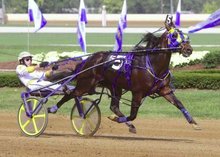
107, 87, 136, 133
115, 92, 143, 133
162, 92, 201, 130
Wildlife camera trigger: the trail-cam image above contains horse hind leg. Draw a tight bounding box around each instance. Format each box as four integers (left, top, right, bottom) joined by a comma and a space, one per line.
161, 91, 201, 130
108, 87, 124, 117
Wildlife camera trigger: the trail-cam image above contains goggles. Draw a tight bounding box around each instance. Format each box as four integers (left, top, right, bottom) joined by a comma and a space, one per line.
23, 57, 32, 62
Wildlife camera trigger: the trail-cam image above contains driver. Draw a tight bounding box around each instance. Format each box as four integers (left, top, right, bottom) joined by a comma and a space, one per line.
16, 51, 72, 113
16, 51, 60, 91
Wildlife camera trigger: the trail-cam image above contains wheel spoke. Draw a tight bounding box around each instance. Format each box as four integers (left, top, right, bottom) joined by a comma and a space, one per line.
32, 117, 39, 133
86, 119, 95, 131
86, 107, 96, 117
85, 107, 96, 130
79, 120, 86, 134
21, 119, 31, 130
33, 114, 46, 118
33, 99, 38, 110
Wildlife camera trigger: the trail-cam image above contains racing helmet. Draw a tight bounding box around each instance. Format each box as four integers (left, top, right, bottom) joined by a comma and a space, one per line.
18, 51, 33, 61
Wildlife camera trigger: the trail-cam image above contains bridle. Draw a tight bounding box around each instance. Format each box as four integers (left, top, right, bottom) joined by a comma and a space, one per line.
167, 28, 190, 48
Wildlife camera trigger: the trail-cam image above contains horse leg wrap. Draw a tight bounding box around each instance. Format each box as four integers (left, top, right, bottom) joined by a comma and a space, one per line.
181, 108, 192, 123
117, 116, 128, 123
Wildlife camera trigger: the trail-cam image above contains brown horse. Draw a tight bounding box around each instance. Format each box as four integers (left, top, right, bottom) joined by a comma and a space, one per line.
56, 16, 200, 133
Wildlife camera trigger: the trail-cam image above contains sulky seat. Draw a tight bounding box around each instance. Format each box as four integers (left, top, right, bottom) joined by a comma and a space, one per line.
28, 85, 75, 97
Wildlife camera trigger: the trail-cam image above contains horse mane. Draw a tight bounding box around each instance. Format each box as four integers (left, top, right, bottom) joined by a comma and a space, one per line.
133, 32, 163, 50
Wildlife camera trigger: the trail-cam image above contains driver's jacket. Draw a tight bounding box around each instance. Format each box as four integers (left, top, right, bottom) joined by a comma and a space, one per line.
16, 65, 60, 91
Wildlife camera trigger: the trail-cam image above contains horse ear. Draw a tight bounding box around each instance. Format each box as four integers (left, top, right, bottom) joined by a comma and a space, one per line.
165, 15, 175, 31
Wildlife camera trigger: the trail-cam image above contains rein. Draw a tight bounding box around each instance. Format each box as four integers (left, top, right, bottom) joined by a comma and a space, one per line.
48, 53, 93, 67
110, 47, 181, 54
46, 47, 181, 69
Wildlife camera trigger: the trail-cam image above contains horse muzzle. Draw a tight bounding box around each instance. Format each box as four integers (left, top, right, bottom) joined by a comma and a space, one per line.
180, 42, 193, 57
182, 48, 192, 57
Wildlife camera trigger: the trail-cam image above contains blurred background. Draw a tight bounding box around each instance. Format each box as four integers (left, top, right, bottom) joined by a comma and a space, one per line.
1, 0, 220, 27
2, 0, 219, 14
0, 0, 219, 64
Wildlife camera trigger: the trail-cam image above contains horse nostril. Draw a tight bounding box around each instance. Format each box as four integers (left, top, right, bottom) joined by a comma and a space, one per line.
186, 49, 192, 54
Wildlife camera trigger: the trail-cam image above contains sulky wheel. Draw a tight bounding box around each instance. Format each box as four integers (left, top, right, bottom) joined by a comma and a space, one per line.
17, 97, 48, 137
70, 98, 101, 137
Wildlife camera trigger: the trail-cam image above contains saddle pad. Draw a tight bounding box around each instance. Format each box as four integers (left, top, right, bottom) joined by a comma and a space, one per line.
108, 54, 126, 71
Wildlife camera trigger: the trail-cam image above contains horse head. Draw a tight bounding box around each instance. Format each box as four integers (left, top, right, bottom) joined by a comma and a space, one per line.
165, 15, 193, 57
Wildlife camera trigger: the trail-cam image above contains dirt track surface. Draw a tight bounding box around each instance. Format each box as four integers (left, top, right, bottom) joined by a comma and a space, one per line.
0, 111, 220, 157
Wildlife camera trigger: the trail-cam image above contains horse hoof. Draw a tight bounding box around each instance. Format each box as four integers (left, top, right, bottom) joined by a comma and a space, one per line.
192, 124, 202, 130
126, 122, 137, 134
129, 127, 136, 134
108, 115, 118, 122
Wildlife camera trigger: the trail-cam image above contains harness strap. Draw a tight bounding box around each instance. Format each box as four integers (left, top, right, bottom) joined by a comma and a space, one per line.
74, 59, 87, 75
124, 53, 133, 87
146, 69, 170, 81
112, 53, 133, 91
144, 55, 171, 96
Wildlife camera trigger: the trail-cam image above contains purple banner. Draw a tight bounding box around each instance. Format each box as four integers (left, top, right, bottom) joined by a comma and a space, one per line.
188, 8, 220, 33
